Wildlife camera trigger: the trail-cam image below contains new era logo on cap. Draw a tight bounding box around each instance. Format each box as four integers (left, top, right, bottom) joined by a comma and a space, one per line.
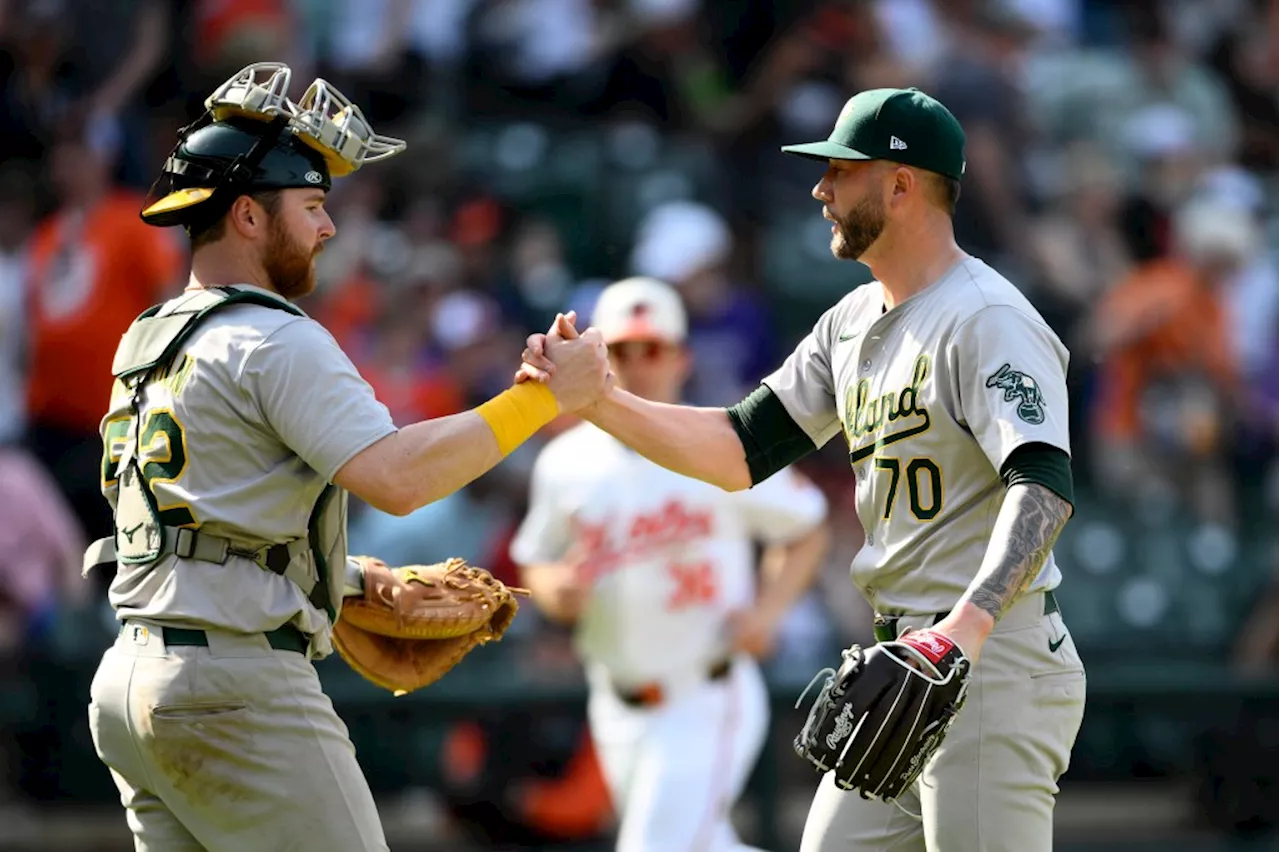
780, 88, 966, 181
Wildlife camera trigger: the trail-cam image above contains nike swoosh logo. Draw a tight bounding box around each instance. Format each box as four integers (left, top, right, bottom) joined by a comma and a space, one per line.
837, 332, 859, 343
1048, 635, 1066, 653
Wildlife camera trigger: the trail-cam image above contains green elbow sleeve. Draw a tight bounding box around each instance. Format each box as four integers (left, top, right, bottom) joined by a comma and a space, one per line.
726, 386, 819, 486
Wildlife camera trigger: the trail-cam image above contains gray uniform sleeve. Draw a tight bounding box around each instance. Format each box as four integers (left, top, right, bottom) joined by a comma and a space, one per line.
949, 305, 1071, 473
760, 305, 843, 449
241, 319, 398, 482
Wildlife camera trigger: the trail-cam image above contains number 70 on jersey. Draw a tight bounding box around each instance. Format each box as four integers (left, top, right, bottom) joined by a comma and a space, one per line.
873, 456, 943, 522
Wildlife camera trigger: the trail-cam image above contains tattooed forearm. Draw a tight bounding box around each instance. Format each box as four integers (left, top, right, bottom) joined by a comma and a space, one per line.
961, 484, 1072, 622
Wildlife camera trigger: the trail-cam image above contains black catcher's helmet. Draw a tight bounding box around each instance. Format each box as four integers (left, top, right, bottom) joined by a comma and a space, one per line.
141, 63, 405, 231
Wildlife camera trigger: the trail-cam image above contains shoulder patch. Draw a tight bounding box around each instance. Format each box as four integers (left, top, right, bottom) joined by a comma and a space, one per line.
985, 363, 1045, 425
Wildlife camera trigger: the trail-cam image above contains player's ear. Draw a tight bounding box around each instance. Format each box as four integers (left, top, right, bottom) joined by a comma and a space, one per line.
890, 166, 914, 204
227, 194, 262, 239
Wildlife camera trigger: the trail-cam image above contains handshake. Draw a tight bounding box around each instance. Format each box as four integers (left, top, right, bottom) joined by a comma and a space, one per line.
512, 311, 614, 414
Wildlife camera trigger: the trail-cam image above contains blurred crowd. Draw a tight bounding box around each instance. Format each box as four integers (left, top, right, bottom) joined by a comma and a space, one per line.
0, 0, 1275, 836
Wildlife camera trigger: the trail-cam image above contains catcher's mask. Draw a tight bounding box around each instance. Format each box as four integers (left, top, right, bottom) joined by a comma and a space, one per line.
141, 62, 406, 231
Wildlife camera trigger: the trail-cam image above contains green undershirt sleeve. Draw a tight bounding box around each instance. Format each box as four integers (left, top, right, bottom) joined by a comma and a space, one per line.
1000, 442, 1074, 508
726, 385, 820, 486
728, 390, 1073, 502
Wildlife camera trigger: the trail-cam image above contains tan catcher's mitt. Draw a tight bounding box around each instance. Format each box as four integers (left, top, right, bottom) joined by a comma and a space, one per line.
332, 556, 529, 696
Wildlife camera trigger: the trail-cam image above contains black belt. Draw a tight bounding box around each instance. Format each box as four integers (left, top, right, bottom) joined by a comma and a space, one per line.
615, 658, 733, 708
123, 621, 309, 655
873, 590, 1060, 644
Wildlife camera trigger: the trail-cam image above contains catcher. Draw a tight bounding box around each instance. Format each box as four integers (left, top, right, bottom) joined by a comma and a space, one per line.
81, 63, 609, 852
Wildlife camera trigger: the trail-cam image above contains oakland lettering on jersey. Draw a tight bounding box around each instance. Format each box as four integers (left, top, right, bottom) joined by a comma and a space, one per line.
845, 353, 932, 463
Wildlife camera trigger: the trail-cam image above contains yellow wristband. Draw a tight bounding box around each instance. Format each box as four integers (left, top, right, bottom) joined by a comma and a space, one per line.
476, 382, 560, 456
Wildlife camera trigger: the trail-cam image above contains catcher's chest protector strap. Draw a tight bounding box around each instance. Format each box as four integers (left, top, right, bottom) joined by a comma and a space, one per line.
110, 286, 304, 382
87, 287, 338, 621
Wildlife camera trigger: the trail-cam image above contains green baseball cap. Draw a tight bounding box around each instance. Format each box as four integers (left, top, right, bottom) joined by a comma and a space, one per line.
781, 87, 966, 181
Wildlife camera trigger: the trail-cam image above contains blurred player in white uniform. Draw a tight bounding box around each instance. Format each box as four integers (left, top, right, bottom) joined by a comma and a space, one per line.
510, 277, 831, 852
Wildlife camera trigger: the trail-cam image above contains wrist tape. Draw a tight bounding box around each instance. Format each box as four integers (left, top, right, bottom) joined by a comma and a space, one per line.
476, 382, 560, 456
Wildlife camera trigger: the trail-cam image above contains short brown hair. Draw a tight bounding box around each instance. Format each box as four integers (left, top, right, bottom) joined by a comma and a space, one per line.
931, 173, 961, 216
188, 190, 283, 249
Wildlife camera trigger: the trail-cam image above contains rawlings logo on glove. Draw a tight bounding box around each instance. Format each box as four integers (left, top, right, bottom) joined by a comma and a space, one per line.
793, 629, 971, 801
332, 556, 530, 696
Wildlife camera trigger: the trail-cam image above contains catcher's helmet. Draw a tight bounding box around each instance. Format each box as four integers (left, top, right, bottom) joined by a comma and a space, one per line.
142, 62, 405, 230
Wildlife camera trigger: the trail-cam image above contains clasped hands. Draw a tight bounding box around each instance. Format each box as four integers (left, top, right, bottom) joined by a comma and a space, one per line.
514, 311, 613, 414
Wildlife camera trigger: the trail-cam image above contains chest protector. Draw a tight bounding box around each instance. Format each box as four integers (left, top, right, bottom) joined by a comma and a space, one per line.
83, 286, 345, 623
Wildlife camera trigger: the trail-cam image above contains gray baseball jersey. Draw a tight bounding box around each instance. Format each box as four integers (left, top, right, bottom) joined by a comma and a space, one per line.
99, 284, 396, 648
763, 256, 1070, 614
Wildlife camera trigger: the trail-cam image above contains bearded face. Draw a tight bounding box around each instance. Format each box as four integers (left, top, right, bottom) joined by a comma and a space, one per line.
829, 189, 887, 261
262, 210, 321, 300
